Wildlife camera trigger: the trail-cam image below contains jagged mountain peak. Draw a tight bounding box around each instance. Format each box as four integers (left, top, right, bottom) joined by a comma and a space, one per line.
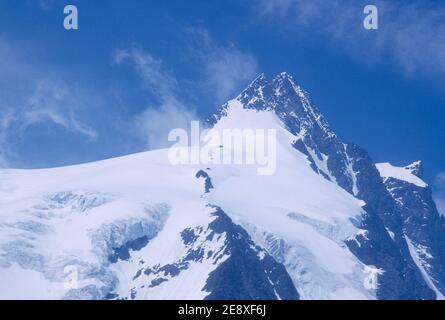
241, 71, 297, 92
272, 71, 300, 90
236, 72, 304, 107
277, 71, 294, 78
212, 72, 331, 134
405, 160, 424, 179
252, 72, 268, 83
209, 72, 353, 191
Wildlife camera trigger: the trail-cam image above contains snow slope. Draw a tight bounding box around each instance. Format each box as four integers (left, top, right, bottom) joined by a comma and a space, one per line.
0, 150, 208, 299
0, 103, 374, 300
376, 162, 427, 188
201, 100, 373, 299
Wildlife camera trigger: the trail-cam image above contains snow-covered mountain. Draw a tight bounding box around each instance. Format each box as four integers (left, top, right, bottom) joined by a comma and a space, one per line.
1, 72, 444, 300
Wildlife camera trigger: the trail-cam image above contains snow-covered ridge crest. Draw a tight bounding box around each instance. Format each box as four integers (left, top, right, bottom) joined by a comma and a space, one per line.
376, 162, 427, 188
203, 97, 375, 299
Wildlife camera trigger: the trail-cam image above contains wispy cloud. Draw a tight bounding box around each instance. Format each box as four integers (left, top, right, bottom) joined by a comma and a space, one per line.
0, 112, 14, 167
134, 101, 196, 150
113, 48, 178, 98
0, 38, 98, 166
186, 27, 258, 103
113, 46, 198, 149
22, 80, 98, 141
112, 29, 258, 149
256, 0, 445, 82
0, 80, 98, 166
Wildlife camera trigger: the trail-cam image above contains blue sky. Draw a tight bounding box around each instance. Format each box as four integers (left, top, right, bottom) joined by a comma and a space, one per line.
0, 0, 445, 209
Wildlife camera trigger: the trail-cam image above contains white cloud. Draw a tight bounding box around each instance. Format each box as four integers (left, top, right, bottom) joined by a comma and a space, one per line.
22, 80, 98, 141
256, 0, 445, 82
186, 27, 258, 103
0, 112, 14, 167
113, 47, 198, 149
113, 29, 259, 148
0, 38, 98, 166
113, 47, 178, 98
112, 29, 259, 148
134, 98, 196, 149
1, 80, 98, 141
